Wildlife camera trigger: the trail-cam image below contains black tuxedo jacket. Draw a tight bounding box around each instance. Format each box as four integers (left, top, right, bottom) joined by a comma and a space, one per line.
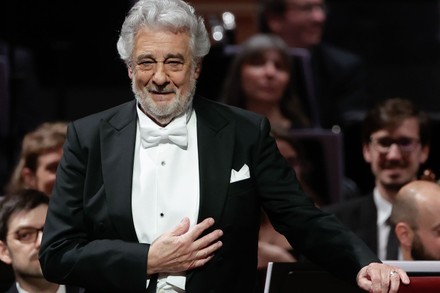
40, 97, 379, 292
323, 193, 378, 255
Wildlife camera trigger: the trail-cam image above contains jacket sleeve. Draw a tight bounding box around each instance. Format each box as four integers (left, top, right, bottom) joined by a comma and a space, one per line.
254, 117, 380, 283
39, 122, 149, 293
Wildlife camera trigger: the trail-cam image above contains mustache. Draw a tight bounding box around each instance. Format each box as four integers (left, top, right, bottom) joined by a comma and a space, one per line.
381, 160, 407, 168
147, 87, 176, 94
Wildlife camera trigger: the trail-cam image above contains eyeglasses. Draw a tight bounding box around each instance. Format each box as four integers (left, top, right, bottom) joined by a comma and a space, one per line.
369, 136, 420, 154
9, 227, 44, 244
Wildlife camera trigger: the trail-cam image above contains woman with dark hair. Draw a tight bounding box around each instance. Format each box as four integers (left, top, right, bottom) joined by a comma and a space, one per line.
221, 33, 309, 130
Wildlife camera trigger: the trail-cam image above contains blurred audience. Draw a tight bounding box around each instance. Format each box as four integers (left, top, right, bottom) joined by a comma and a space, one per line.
391, 180, 440, 260
324, 98, 431, 260
0, 189, 82, 293
259, 0, 368, 129
5, 122, 67, 197
0, 40, 43, 195
1, 122, 66, 290
221, 33, 310, 131
272, 129, 322, 205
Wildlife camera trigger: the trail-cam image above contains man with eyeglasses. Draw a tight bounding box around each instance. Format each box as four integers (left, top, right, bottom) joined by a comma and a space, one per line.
259, 0, 368, 129
325, 98, 431, 261
0, 189, 82, 293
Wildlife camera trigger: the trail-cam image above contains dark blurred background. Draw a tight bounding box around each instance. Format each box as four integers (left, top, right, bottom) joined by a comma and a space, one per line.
1, 0, 439, 195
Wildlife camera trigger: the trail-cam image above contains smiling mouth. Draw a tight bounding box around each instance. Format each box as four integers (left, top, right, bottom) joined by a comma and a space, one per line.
150, 90, 174, 95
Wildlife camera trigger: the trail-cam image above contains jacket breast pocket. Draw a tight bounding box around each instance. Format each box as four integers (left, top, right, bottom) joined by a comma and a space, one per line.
228, 178, 253, 197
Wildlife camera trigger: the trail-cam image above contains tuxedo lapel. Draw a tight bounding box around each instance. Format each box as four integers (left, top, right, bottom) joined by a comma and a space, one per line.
100, 101, 139, 241
194, 98, 235, 224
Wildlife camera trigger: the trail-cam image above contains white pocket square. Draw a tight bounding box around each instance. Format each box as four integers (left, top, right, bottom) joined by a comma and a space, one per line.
230, 164, 250, 183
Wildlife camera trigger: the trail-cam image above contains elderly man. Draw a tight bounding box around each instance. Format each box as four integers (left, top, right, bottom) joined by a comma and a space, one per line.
391, 180, 440, 260
39, 0, 408, 292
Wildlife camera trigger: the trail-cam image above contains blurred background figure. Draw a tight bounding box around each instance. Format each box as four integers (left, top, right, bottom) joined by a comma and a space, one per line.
259, 0, 368, 129
221, 33, 310, 131
0, 121, 66, 291
324, 98, 431, 260
272, 129, 322, 205
5, 122, 67, 197
0, 40, 43, 197
0, 189, 82, 293
391, 180, 440, 261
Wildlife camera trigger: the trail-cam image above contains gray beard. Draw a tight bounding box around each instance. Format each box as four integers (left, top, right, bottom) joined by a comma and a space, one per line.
133, 77, 196, 125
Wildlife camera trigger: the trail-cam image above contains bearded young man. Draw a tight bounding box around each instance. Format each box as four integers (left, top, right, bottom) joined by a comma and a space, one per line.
325, 98, 430, 261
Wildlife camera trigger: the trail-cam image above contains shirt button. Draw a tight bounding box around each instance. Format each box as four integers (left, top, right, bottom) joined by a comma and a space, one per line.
160, 213, 164, 217
161, 161, 166, 166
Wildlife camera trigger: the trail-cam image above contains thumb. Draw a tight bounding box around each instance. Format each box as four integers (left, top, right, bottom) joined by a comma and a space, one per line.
171, 217, 190, 236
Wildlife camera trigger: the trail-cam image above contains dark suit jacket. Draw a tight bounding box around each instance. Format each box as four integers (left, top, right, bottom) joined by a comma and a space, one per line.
40, 97, 379, 293
323, 194, 378, 254
295, 43, 367, 129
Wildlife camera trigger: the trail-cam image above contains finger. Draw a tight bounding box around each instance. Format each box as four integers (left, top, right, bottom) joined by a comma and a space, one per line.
397, 269, 410, 285
182, 217, 216, 241
356, 267, 372, 291
184, 240, 222, 270
192, 228, 223, 251
388, 270, 400, 293
193, 238, 222, 260
171, 217, 190, 236
379, 267, 391, 293
187, 254, 214, 270
358, 263, 389, 293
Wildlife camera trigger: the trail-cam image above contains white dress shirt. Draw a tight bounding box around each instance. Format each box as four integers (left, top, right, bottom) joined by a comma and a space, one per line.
16, 283, 66, 293
132, 104, 200, 292
373, 188, 397, 260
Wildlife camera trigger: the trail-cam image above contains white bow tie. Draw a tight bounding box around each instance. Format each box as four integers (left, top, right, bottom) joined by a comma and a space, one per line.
140, 124, 188, 148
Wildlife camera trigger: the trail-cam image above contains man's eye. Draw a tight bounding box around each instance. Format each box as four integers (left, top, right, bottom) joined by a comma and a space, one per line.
164, 60, 184, 70
378, 138, 393, 147
166, 60, 182, 66
18, 231, 32, 240
140, 61, 153, 65
398, 138, 412, 146
138, 60, 155, 67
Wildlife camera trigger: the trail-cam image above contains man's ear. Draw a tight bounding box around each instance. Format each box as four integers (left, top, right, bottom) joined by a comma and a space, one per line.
22, 167, 37, 189
362, 144, 372, 163
0, 240, 12, 265
395, 222, 413, 248
419, 144, 430, 164
194, 61, 202, 80
128, 67, 134, 79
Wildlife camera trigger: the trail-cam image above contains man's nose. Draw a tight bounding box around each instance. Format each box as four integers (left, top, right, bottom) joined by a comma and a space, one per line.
263, 62, 277, 76
152, 63, 168, 85
311, 5, 326, 23
386, 143, 403, 159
